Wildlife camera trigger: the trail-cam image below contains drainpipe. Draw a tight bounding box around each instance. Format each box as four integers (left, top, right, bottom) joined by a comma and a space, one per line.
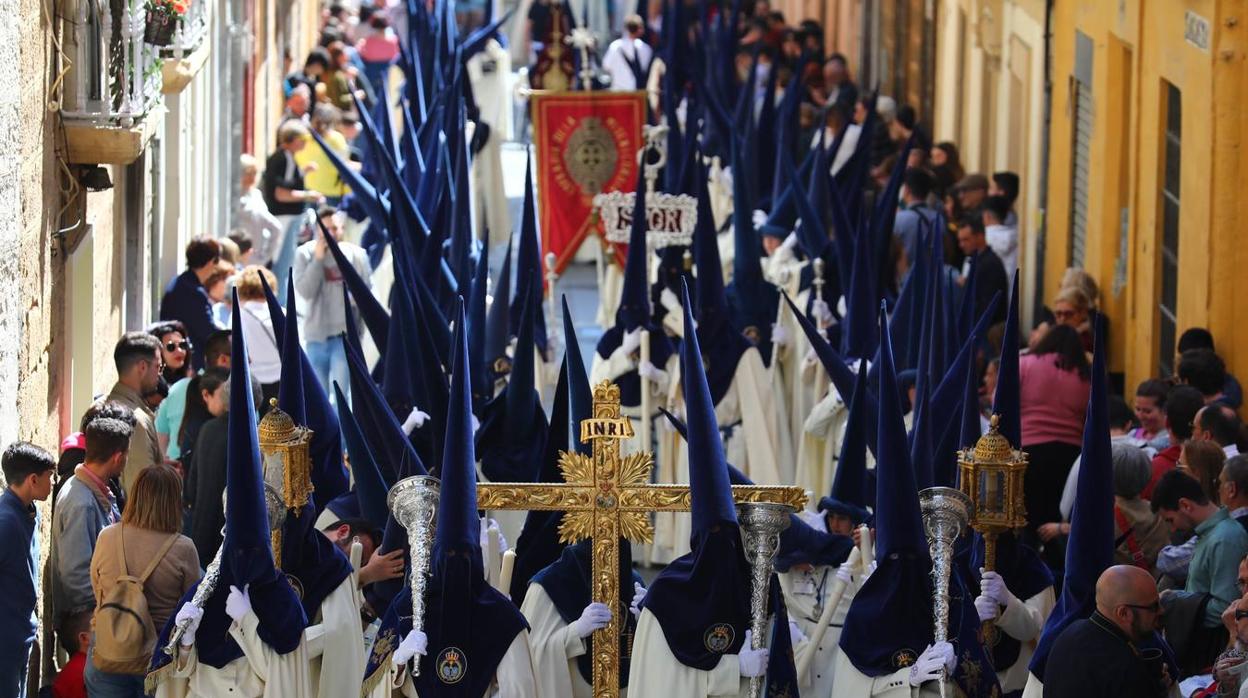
1031, 0, 1055, 328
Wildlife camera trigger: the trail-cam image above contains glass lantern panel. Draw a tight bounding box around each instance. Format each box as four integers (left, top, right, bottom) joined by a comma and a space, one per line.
262, 449, 287, 493
977, 469, 1006, 514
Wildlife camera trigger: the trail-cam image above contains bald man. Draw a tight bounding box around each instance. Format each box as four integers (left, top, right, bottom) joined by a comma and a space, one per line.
1042, 565, 1172, 697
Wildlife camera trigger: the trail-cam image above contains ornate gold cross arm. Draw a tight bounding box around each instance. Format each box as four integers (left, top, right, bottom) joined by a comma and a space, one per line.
469, 380, 806, 698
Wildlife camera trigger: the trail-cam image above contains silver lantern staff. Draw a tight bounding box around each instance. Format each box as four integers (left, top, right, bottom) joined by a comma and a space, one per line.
738, 502, 794, 698
918, 487, 972, 698
389, 475, 442, 676
165, 485, 288, 656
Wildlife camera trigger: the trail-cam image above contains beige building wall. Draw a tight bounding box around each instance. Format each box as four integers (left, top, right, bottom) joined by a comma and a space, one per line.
934, 0, 1047, 329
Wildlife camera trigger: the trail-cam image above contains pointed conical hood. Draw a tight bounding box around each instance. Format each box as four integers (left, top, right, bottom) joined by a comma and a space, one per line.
320, 219, 390, 352
1030, 316, 1113, 681
269, 273, 349, 510
562, 295, 592, 454
467, 246, 491, 408
434, 300, 479, 561
484, 238, 513, 374
820, 357, 873, 520
614, 166, 652, 330
638, 280, 751, 671
223, 288, 307, 646
276, 275, 307, 423
682, 280, 736, 531
342, 319, 427, 481
504, 279, 539, 443
507, 356, 572, 606
784, 292, 881, 459
334, 382, 391, 531
693, 173, 752, 408
993, 271, 1022, 447
842, 218, 879, 360
727, 129, 778, 362
838, 304, 934, 676
510, 155, 548, 352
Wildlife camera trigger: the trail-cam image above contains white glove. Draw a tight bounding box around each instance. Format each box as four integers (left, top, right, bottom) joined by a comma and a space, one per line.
401, 407, 431, 435
836, 295, 848, 318
908, 641, 955, 686
571, 602, 613, 638
630, 582, 647, 618
752, 209, 769, 230
621, 327, 643, 355
638, 361, 668, 386
737, 630, 769, 678
862, 560, 878, 581
659, 287, 682, 313
225, 584, 252, 623
811, 299, 834, 327
974, 594, 999, 622
479, 517, 509, 554
174, 603, 204, 646
788, 620, 807, 645
392, 630, 428, 666
835, 564, 853, 586
979, 570, 1016, 608
771, 323, 791, 347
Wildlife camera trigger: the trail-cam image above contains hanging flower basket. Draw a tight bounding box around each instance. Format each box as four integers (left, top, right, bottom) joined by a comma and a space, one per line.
144, 0, 189, 46
143, 12, 179, 45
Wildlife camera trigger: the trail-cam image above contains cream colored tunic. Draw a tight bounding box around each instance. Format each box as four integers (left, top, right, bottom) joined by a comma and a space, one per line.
993, 588, 1056, 694
368, 632, 540, 698
780, 565, 859, 697
627, 609, 746, 697
521, 584, 624, 698
152, 609, 315, 698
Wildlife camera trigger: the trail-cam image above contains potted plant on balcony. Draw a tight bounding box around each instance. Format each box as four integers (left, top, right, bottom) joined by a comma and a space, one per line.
144, 0, 189, 46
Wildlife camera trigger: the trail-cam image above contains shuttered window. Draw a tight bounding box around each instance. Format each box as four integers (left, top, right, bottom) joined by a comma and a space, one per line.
1069, 31, 1094, 268
1069, 84, 1092, 266
1158, 82, 1182, 376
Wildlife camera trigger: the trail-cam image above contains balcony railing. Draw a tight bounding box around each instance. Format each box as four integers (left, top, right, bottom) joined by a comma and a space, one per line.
61, 0, 163, 127
161, 0, 210, 58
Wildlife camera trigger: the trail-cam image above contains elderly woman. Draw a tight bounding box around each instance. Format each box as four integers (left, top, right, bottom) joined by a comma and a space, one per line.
1109, 442, 1170, 572
1052, 285, 1094, 354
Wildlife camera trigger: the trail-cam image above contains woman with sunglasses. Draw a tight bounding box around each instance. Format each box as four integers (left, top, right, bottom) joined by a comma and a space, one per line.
148, 321, 193, 385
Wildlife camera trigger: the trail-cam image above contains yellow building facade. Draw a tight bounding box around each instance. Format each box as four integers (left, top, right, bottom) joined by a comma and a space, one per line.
1043, 0, 1248, 391
937, 0, 1248, 394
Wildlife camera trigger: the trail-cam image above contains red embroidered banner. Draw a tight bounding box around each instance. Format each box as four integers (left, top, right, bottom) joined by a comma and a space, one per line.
531, 91, 646, 274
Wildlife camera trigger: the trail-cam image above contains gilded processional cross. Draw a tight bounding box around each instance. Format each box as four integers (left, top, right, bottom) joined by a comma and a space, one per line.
476, 380, 806, 698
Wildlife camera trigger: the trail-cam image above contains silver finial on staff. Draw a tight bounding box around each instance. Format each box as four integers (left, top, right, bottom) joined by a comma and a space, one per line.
737, 502, 793, 698
918, 486, 972, 698
389, 475, 441, 676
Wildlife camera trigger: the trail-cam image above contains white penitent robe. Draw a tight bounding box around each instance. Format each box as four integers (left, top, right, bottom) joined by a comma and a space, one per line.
307, 576, 367, 698
829, 653, 942, 698
628, 609, 746, 698
780, 565, 859, 697
994, 588, 1057, 694
594, 252, 624, 329
368, 632, 540, 698
152, 613, 315, 698
520, 584, 611, 698
650, 348, 781, 564
588, 341, 678, 459
795, 386, 850, 505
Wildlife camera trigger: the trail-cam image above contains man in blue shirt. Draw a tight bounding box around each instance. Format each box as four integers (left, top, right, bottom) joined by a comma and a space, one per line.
1153, 469, 1248, 627
0, 441, 55, 698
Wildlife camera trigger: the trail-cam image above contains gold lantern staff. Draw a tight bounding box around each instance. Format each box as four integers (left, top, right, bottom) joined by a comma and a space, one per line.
257, 399, 315, 568
957, 414, 1028, 641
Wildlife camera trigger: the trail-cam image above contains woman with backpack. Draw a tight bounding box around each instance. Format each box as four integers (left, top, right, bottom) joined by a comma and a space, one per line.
85, 465, 201, 696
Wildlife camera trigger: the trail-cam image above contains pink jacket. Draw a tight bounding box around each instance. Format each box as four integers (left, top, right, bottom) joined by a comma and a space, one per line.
357, 31, 399, 63
1019, 353, 1091, 447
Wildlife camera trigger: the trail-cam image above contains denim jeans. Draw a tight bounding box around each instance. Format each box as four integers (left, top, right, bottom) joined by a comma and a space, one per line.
306, 335, 349, 407
84, 647, 146, 697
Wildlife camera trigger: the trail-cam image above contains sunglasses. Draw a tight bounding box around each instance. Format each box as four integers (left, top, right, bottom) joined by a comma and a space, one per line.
1124, 601, 1161, 614
1236, 609, 1248, 621
165, 340, 191, 352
